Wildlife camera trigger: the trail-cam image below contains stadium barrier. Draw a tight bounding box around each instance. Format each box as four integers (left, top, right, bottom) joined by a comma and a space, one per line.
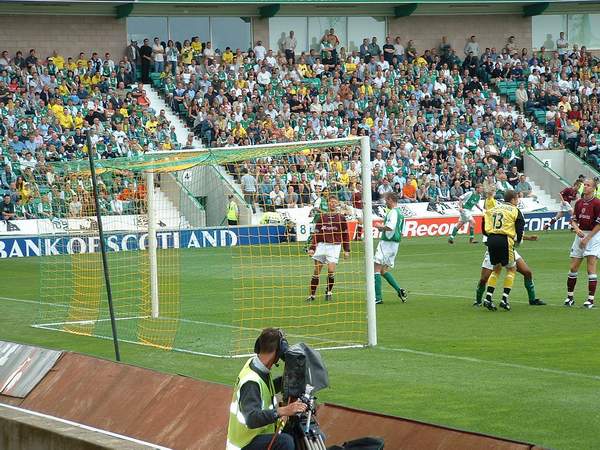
0, 225, 287, 259
0, 211, 565, 259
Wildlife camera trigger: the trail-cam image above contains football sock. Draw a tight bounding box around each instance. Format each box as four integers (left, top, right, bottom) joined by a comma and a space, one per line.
588, 274, 597, 302
310, 276, 319, 296
524, 277, 537, 303
485, 270, 499, 301
567, 271, 578, 299
487, 270, 499, 288
502, 270, 515, 303
469, 226, 474, 238
475, 282, 486, 303
327, 274, 335, 293
383, 272, 402, 293
451, 226, 459, 238
549, 217, 557, 225
503, 269, 516, 290
375, 273, 382, 301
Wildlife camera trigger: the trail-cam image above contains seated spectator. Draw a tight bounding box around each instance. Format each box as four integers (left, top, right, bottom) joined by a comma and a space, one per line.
1, 194, 15, 220
515, 174, 535, 199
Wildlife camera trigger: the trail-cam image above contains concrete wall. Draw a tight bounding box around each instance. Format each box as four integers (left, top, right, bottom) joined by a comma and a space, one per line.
531, 149, 566, 176
0, 15, 127, 62
564, 151, 600, 182
388, 14, 532, 55
524, 152, 569, 198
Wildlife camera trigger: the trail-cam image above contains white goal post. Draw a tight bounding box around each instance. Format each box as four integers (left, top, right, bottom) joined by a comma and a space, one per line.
146, 136, 377, 348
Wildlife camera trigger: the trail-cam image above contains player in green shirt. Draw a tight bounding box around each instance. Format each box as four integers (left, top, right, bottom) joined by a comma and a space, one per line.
448, 183, 483, 244
374, 192, 407, 304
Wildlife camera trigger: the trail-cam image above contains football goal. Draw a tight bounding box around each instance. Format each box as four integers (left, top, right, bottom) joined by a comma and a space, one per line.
33, 136, 377, 357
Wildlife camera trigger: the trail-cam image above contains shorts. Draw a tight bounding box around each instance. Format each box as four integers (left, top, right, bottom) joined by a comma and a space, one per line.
374, 240, 400, 268
486, 234, 515, 267
560, 201, 573, 213
312, 242, 342, 264
459, 209, 473, 223
570, 231, 600, 259
482, 249, 521, 270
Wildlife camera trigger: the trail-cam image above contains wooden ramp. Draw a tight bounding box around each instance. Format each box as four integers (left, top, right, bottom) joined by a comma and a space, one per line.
0, 342, 545, 449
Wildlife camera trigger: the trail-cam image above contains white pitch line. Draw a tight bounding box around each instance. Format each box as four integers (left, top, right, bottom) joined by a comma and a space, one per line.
0, 296, 97, 312
34, 316, 148, 328
377, 345, 600, 382
409, 291, 592, 309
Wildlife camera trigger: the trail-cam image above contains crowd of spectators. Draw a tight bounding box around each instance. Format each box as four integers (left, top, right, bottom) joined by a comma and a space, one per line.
0, 48, 179, 219
145, 31, 551, 210
2, 29, 584, 220
458, 32, 600, 168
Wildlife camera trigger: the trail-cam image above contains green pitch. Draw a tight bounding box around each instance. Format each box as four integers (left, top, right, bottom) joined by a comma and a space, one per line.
1, 230, 599, 449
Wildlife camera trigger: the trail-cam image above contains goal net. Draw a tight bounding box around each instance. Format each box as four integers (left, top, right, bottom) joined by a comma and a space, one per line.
34, 137, 376, 357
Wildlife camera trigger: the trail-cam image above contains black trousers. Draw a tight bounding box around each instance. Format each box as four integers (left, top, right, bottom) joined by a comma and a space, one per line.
242, 433, 294, 450
285, 49, 295, 63
141, 60, 150, 83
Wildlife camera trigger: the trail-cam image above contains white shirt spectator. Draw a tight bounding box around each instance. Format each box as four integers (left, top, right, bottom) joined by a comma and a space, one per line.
269, 189, 285, 207
203, 46, 215, 59
372, 75, 386, 89
152, 43, 164, 62
376, 60, 390, 71
265, 54, 277, 68
257, 69, 272, 85
254, 44, 267, 61
393, 43, 405, 58
556, 37, 569, 55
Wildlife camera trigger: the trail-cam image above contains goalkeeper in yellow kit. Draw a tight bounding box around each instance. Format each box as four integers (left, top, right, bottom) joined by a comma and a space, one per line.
482, 190, 525, 311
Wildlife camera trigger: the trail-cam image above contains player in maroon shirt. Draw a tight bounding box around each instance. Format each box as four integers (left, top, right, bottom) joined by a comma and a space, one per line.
544, 179, 582, 230
306, 195, 350, 302
565, 179, 600, 308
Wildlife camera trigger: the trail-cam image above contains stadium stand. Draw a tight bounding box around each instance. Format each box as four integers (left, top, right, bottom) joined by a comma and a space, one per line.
0, 32, 562, 220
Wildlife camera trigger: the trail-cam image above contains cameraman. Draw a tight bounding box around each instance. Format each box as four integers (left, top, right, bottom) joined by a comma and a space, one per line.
227, 328, 307, 450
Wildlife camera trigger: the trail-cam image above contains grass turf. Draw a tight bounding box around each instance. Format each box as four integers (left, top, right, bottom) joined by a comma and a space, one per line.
1, 230, 599, 449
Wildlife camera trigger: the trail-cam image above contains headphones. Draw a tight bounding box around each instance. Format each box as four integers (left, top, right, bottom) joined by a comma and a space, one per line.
254, 328, 289, 361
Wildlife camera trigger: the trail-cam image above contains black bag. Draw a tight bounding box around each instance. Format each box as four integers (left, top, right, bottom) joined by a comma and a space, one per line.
327, 436, 384, 450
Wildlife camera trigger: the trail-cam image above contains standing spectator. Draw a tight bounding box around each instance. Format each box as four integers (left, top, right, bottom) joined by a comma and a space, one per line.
241, 169, 258, 213
464, 35, 480, 58
368, 37, 381, 58
226, 195, 239, 226
439, 36, 452, 62
253, 40, 267, 61
556, 31, 569, 60
283, 31, 297, 64
126, 40, 140, 80
166, 40, 179, 76
359, 38, 370, 60
1, 194, 15, 221
382, 36, 395, 64
152, 37, 165, 73
139, 38, 153, 83
203, 41, 215, 65
393, 36, 405, 63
